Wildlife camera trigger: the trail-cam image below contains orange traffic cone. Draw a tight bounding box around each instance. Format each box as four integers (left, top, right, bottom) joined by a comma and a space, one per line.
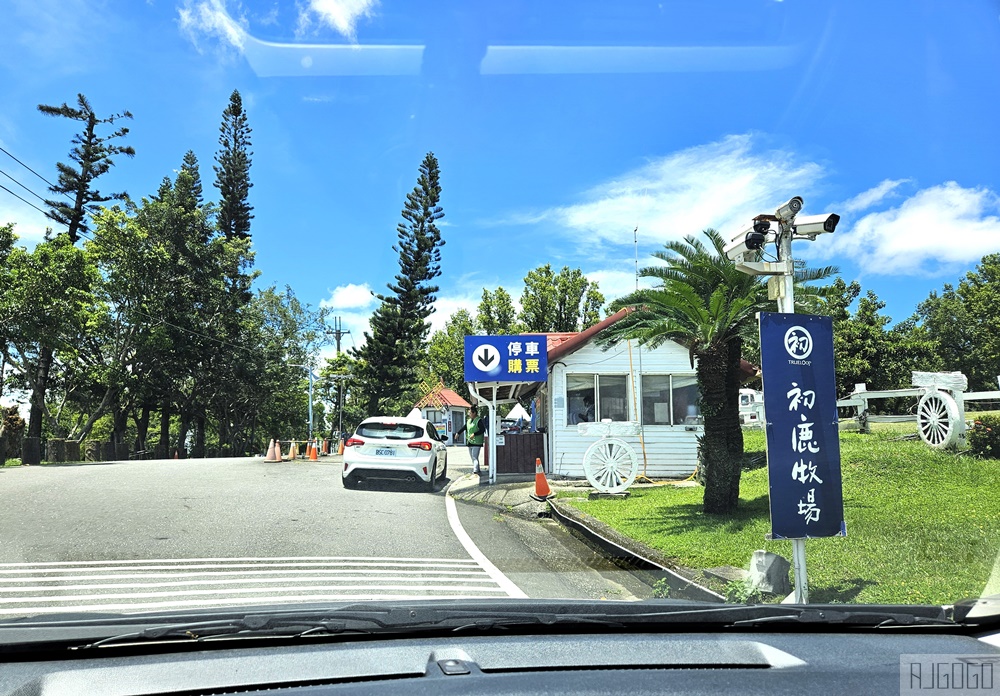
309, 441, 319, 461
530, 458, 553, 501
337, 438, 345, 455
287, 441, 296, 460
264, 439, 275, 461
173, 449, 179, 459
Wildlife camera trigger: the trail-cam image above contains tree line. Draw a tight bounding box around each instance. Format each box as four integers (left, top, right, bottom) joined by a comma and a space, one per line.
0, 91, 330, 462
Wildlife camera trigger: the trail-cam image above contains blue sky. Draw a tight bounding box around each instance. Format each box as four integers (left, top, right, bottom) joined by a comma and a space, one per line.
2, 0, 1000, 358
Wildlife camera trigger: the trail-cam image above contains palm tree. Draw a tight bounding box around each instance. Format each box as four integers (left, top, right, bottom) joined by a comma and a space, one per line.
602, 230, 835, 514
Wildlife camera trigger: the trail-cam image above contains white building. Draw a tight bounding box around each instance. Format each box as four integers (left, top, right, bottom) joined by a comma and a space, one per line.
526, 309, 757, 479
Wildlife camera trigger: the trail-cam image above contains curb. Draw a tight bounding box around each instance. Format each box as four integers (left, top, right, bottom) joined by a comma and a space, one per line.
446, 474, 725, 603
547, 498, 725, 603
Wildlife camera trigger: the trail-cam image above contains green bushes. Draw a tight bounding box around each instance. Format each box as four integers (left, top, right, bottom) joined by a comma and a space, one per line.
968, 414, 1000, 458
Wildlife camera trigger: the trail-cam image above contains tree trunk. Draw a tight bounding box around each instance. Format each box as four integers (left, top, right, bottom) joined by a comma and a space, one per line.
725, 337, 746, 507
112, 407, 128, 446
26, 345, 54, 440
177, 413, 191, 458
73, 385, 117, 443
698, 345, 739, 515
192, 414, 206, 458
159, 400, 171, 458
135, 404, 151, 456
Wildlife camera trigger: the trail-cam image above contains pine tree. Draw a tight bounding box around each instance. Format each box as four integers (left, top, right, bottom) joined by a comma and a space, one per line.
353, 152, 445, 415
178, 150, 203, 209
214, 89, 254, 240
37, 93, 135, 244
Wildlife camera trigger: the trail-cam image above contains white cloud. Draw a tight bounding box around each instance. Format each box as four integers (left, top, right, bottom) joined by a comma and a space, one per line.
429, 294, 481, 334
530, 134, 823, 248
835, 178, 910, 214
807, 182, 1000, 276
178, 0, 247, 52
317, 308, 372, 362
585, 269, 657, 303
296, 0, 378, 41
320, 282, 376, 310
0, 202, 51, 247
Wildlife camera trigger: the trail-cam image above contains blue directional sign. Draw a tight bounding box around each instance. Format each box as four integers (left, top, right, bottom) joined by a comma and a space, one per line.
759, 312, 846, 540
464, 335, 548, 383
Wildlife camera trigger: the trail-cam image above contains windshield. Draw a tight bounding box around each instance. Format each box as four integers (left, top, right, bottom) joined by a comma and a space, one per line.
0, 0, 998, 629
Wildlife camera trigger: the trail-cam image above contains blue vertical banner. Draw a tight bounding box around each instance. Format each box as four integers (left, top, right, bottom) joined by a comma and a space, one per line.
759, 312, 846, 540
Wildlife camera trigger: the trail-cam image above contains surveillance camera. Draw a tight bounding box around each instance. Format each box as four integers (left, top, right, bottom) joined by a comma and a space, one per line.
724, 227, 768, 262
793, 213, 840, 237
775, 196, 804, 223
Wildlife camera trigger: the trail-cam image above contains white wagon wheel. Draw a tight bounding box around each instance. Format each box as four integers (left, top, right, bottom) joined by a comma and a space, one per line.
582, 437, 638, 493
916, 389, 960, 450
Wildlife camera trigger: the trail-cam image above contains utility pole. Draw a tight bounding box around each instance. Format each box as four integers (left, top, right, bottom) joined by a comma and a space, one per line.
328, 317, 351, 355
325, 374, 352, 439
290, 363, 316, 442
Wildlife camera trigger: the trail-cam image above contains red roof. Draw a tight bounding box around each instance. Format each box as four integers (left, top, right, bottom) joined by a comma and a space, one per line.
414, 385, 472, 410
531, 307, 760, 382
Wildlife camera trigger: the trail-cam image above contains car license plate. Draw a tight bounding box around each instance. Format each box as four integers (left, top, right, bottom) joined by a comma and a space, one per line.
375, 448, 395, 456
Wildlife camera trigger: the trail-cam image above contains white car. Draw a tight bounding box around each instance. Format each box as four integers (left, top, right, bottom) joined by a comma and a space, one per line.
342, 416, 448, 490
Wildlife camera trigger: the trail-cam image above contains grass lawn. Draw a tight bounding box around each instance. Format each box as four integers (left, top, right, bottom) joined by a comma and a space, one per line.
562, 427, 1000, 605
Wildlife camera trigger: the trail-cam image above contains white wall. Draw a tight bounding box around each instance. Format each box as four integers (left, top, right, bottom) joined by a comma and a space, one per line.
546, 340, 700, 479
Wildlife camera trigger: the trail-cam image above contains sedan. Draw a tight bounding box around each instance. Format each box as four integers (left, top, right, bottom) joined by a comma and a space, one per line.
342, 417, 448, 491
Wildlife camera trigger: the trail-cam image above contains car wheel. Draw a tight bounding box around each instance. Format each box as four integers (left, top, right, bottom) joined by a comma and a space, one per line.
427, 459, 437, 491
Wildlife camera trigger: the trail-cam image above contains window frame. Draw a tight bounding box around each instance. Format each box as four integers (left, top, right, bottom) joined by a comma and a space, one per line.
639, 373, 701, 427
564, 372, 631, 425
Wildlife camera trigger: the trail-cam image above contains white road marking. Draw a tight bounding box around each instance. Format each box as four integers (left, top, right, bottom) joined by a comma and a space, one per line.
445, 489, 528, 598
0, 595, 491, 616
0, 552, 521, 615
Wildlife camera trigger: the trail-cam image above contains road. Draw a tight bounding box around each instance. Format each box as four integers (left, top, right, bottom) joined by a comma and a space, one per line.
0, 448, 651, 616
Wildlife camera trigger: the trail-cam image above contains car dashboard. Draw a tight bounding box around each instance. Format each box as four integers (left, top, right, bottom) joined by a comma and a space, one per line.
1, 629, 998, 695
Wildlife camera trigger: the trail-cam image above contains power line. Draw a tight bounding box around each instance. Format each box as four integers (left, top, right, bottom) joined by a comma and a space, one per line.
0, 168, 47, 202
0, 183, 52, 220
0, 145, 67, 197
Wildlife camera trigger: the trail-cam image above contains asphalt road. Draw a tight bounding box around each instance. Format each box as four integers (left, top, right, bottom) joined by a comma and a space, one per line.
0, 448, 650, 616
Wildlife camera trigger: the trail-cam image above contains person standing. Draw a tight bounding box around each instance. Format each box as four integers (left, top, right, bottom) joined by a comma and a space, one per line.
455, 408, 489, 475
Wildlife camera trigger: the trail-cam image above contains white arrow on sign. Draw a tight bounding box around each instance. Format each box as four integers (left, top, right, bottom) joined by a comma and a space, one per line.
472, 344, 501, 373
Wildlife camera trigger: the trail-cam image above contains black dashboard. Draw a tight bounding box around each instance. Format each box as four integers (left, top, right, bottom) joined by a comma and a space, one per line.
1, 630, 998, 695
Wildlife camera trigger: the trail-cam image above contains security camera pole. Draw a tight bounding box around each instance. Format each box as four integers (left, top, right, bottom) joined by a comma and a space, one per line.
728, 197, 844, 605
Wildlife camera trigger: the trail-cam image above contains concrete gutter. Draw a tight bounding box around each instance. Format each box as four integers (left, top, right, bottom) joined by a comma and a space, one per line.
547, 497, 725, 603
447, 474, 724, 602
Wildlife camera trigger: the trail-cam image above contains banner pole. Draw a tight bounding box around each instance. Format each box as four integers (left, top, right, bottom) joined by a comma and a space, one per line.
778, 221, 809, 604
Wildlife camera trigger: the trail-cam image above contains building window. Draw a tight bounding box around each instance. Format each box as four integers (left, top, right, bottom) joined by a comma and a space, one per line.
641, 375, 672, 425
672, 375, 701, 424
566, 374, 629, 425
640, 375, 702, 426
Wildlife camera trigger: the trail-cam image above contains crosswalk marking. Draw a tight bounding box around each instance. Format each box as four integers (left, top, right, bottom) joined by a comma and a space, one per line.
0, 556, 514, 616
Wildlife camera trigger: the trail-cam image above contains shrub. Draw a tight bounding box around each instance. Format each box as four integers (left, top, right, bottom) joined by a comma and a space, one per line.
967, 414, 1000, 458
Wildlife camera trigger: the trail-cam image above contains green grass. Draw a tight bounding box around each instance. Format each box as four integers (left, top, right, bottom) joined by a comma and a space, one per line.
565, 428, 1000, 605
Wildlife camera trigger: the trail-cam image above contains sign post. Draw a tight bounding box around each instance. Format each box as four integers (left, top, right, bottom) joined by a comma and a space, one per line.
464, 335, 548, 485
760, 313, 846, 603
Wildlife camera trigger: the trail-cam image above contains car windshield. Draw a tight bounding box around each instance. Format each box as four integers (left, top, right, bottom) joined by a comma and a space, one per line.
0, 0, 999, 632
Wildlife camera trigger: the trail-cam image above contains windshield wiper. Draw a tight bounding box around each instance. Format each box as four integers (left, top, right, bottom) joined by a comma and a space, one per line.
64, 601, 957, 650
728, 608, 956, 627
75, 615, 374, 650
